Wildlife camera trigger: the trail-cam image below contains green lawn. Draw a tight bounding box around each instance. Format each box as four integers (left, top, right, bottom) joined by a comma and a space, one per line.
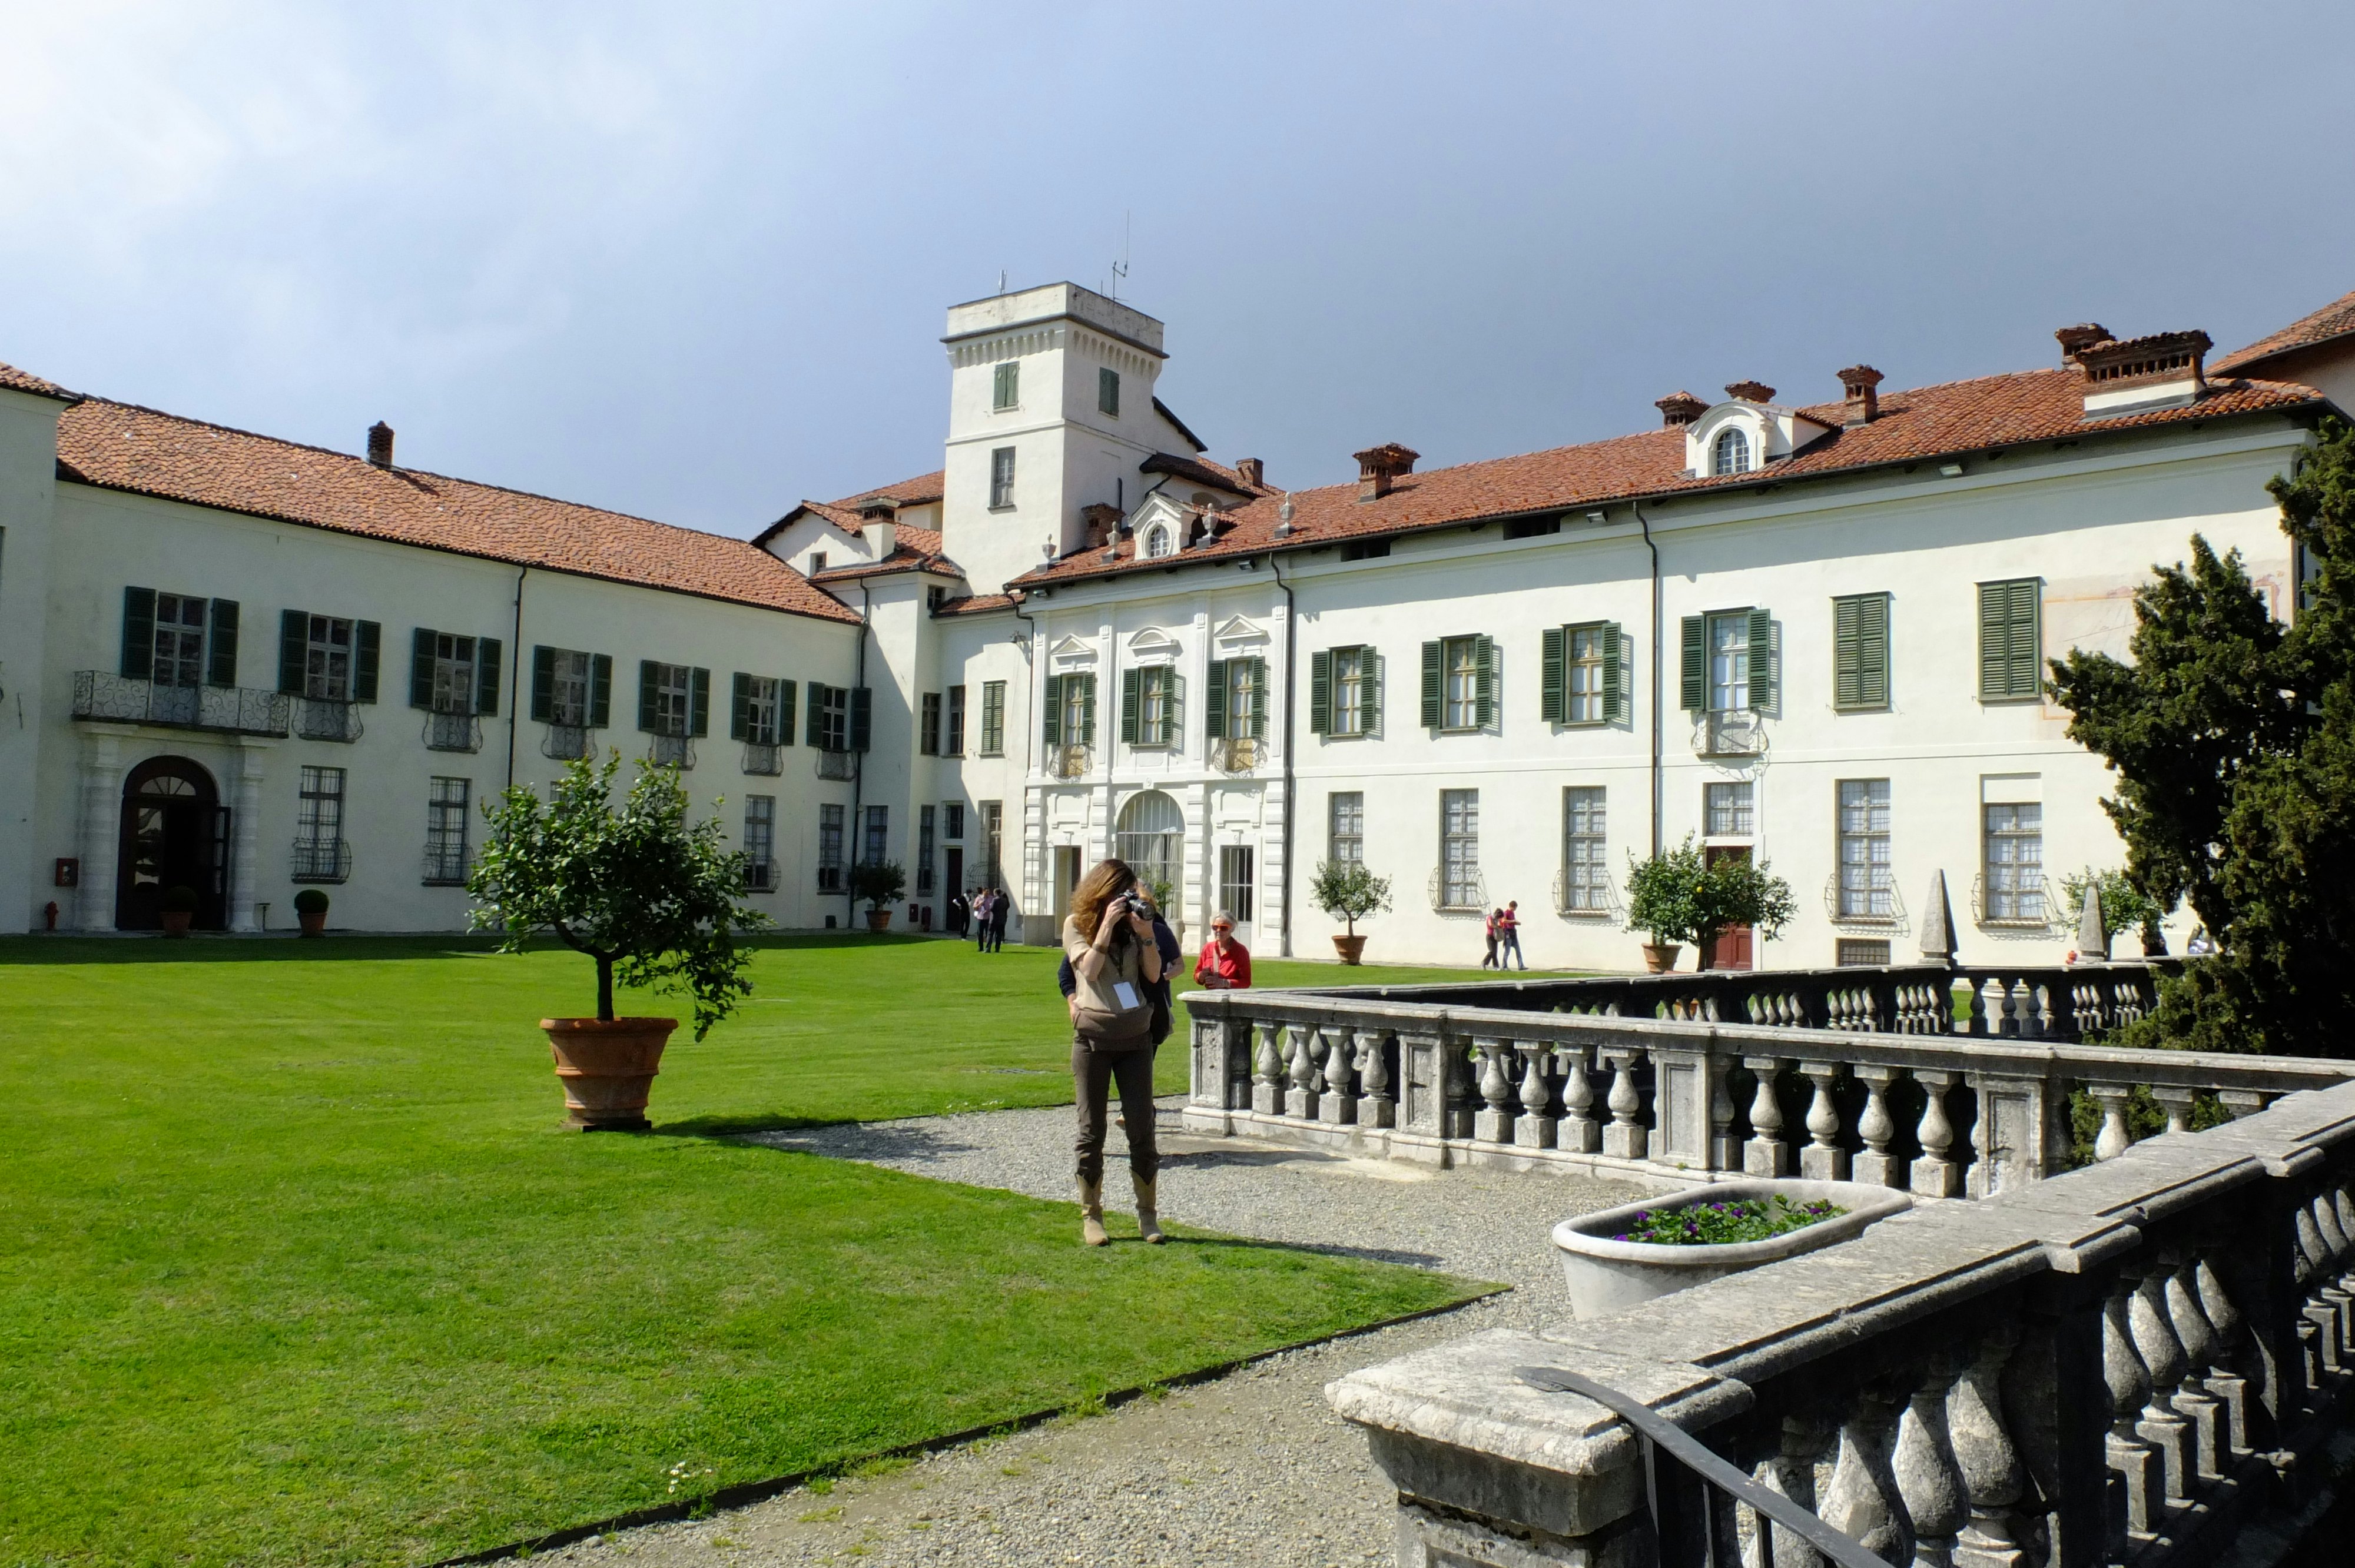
0, 934, 1537, 1567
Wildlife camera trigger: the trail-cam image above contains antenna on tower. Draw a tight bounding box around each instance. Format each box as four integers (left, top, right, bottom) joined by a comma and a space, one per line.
997, 268, 1007, 295
1109, 212, 1130, 300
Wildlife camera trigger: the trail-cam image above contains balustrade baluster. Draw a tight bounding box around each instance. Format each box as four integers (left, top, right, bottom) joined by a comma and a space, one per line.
1709, 1053, 1742, 1172
1557, 1045, 1600, 1155
1965, 977, 1991, 1037
2100, 1277, 2158, 1544
2158, 1250, 2226, 1481
1472, 1041, 1515, 1144
2126, 1263, 2194, 1506
2194, 1253, 2253, 1453
1744, 1056, 1792, 1177
2294, 1203, 2341, 1380
2310, 1194, 2355, 1359
1854, 1066, 1903, 1188
1948, 1326, 2026, 1568
1820, 1382, 1910, 1567
2088, 1085, 2134, 1161
1251, 1019, 1285, 1116
1514, 1044, 1555, 1150
1356, 1030, 1395, 1129
2149, 1086, 2197, 1137
1911, 1070, 1964, 1198
1893, 1353, 1968, 1568
1601, 1047, 1647, 1161
1284, 1026, 1319, 1121
2217, 1088, 2273, 1120
1319, 1028, 1356, 1127
1743, 1414, 1832, 1568
1799, 1062, 1849, 1181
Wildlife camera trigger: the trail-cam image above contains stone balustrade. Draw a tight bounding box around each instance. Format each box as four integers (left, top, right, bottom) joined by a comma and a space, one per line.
1326, 1079, 2355, 1568
1182, 967, 2351, 1195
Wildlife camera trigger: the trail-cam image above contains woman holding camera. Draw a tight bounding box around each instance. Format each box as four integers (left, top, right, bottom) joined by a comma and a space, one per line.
1064, 857, 1165, 1247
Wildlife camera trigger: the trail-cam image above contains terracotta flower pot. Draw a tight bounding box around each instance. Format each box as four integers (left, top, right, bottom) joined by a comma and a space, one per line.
865, 908, 891, 933
161, 911, 194, 938
1641, 942, 1681, 974
298, 910, 327, 939
1332, 934, 1367, 965
542, 1016, 678, 1131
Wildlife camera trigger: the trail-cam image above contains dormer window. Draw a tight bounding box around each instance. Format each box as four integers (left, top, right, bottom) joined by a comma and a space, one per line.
1143, 524, 1172, 559
1711, 427, 1752, 477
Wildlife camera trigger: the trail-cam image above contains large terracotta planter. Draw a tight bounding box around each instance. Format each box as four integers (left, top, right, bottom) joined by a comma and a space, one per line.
298, 910, 328, 939
161, 911, 193, 939
1552, 1179, 1913, 1321
542, 1016, 678, 1131
1640, 942, 1680, 974
1332, 934, 1368, 965
865, 908, 891, 933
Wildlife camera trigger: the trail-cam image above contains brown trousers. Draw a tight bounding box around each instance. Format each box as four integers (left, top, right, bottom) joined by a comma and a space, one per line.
1072, 1039, 1159, 1185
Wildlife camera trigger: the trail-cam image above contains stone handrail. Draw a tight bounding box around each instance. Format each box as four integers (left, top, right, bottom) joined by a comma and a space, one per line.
1181, 978, 2354, 1196
1327, 1079, 2355, 1567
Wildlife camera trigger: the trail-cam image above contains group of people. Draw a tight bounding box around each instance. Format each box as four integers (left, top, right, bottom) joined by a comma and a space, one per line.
1481, 900, 1526, 970
1052, 862, 1252, 1248
946, 887, 1010, 952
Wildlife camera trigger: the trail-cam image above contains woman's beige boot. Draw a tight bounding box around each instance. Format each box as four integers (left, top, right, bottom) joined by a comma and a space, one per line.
1079, 1179, 1109, 1247
1133, 1174, 1164, 1244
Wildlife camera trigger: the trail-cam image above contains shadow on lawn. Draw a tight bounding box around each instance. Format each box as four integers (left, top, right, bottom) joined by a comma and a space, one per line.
0, 929, 961, 966
699, 1118, 996, 1161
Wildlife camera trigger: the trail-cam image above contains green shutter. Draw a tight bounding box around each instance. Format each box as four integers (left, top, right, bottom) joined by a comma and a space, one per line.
1745, 609, 1770, 712
475, 637, 502, 717
532, 646, 556, 722
776, 679, 796, 745
1203, 661, 1226, 740
1361, 647, 1381, 730
410, 628, 435, 709
849, 685, 870, 750
354, 621, 380, 703
731, 672, 751, 740
120, 587, 155, 680
1247, 660, 1268, 740
1158, 672, 1178, 745
638, 660, 658, 732
1858, 594, 1889, 709
689, 667, 711, 737
1680, 615, 1706, 711
279, 609, 307, 695
1833, 597, 1862, 709
1419, 640, 1442, 729
1474, 637, 1497, 729
1077, 674, 1097, 746
1042, 674, 1064, 746
206, 599, 240, 688
806, 682, 827, 748
1978, 584, 2006, 698
1979, 581, 2041, 699
588, 653, 611, 727
1120, 668, 1140, 744
1601, 623, 1626, 723
2008, 580, 2040, 698
1540, 627, 1566, 723
1308, 649, 1331, 735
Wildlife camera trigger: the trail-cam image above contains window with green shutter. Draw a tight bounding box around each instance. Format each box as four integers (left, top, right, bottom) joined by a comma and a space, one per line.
1419, 640, 1443, 729
1430, 635, 1491, 730
1122, 666, 1175, 746
1978, 579, 2042, 700
120, 587, 157, 680
1120, 669, 1142, 745
1315, 644, 1378, 736
1041, 673, 1065, 746
1832, 593, 1891, 711
686, 667, 711, 738
1543, 623, 1625, 726
205, 599, 240, 689
993, 361, 1019, 410
1203, 660, 1227, 741
1098, 366, 1119, 417
849, 685, 871, 751
1687, 609, 1769, 713
1309, 649, 1332, 735
587, 654, 610, 727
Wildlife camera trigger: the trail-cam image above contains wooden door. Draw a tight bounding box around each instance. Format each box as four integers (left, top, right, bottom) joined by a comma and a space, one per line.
1703, 845, 1753, 971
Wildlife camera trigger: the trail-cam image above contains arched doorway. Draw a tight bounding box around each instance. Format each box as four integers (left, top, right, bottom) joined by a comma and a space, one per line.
117, 756, 229, 931
1115, 790, 1184, 905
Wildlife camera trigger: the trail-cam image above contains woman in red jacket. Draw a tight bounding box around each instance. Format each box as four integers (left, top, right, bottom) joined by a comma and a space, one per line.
1193, 913, 1252, 990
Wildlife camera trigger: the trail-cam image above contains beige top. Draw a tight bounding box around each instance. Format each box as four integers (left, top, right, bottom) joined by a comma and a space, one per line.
1063, 913, 1147, 1024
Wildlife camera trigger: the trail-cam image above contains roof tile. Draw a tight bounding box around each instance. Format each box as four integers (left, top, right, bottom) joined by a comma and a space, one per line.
2213, 288, 2355, 374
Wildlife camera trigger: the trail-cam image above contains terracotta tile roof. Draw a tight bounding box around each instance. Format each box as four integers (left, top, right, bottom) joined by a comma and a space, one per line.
1141, 451, 1276, 497
1013, 366, 2323, 589
0, 360, 77, 402
832, 470, 944, 508
2213, 288, 2355, 375
55, 398, 859, 623
931, 591, 1021, 618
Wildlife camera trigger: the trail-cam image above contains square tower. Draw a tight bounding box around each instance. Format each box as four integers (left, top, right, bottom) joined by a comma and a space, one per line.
939, 283, 1167, 594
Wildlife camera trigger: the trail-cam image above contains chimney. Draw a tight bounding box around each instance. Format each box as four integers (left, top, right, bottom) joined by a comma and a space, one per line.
1234, 457, 1265, 489
2074, 329, 2211, 419
1654, 391, 1707, 427
1837, 364, 1884, 426
855, 496, 897, 559
2054, 324, 2114, 364
1080, 502, 1124, 550
1352, 443, 1419, 502
366, 421, 394, 467
1723, 380, 1776, 404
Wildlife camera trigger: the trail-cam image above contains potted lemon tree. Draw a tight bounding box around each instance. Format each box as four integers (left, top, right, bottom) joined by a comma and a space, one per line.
1312, 859, 1392, 965
850, 860, 906, 933
469, 754, 768, 1130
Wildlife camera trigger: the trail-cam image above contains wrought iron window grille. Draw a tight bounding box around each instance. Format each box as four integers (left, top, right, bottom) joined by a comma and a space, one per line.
420, 846, 469, 886
73, 671, 291, 738
742, 858, 778, 893
741, 742, 783, 776
542, 723, 590, 761
1428, 865, 1488, 913
294, 699, 364, 743
815, 749, 855, 782
648, 733, 694, 770
423, 711, 483, 753
288, 838, 352, 883
1694, 710, 1767, 758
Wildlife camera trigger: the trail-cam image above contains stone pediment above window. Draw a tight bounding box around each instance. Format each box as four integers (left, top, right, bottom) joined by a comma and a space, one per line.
1048, 634, 1100, 671
1683, 393, 1836, 479
1126, 627, 1182, 666
1211, 614, 1268, 656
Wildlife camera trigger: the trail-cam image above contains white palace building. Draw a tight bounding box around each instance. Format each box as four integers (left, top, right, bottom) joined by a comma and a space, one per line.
5, 281, 2355, 968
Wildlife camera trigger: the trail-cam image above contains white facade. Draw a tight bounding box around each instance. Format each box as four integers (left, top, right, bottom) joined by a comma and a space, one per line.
2, 281, 2346, 972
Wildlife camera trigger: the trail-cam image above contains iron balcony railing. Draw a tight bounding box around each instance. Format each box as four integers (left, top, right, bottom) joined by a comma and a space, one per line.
1208, 736, 1260, 773
815, 749, 855, 782
648, 733, 694, 770
74, 672, 290, 737
742, 858, 778, 893
542, 723, 591, 761
423, 710, 482, 753
288, 838, 352, 883
421, 844, 469, 886
1694, 710, 1766, 758
742, 742, 783, 776
294, 698, 363, 743
815, 863, 844, 893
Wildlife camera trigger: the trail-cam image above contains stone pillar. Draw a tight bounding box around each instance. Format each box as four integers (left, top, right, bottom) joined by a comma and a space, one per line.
228, 739, 270, 933
77, 728, 125, 932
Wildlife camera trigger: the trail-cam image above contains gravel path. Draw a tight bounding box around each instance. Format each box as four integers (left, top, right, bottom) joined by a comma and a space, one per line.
535, 1101, 1648, 1568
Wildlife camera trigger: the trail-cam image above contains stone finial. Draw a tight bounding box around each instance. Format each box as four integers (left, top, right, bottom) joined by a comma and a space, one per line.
2077, 881, 2109, 962
1920, 870, 1957, 963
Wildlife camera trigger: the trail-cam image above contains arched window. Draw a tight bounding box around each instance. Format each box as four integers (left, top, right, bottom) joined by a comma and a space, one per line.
1711, 427, 1752, 477
1115, 790, 1185, 898
1143, 524, 1172, 560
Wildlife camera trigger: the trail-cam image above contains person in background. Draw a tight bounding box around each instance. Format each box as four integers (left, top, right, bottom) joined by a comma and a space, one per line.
1500, 900, 1527, 971
1481, 908, 1502, 969
987, 886, 1011, 952
1193, 912, 1252, 991
946, 889, 968, 939
1063, 859, 1165, 1246
972, 888, 993, 952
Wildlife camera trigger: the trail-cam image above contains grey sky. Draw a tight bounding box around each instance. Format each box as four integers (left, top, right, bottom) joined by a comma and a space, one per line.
5, 2, 2350, 538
